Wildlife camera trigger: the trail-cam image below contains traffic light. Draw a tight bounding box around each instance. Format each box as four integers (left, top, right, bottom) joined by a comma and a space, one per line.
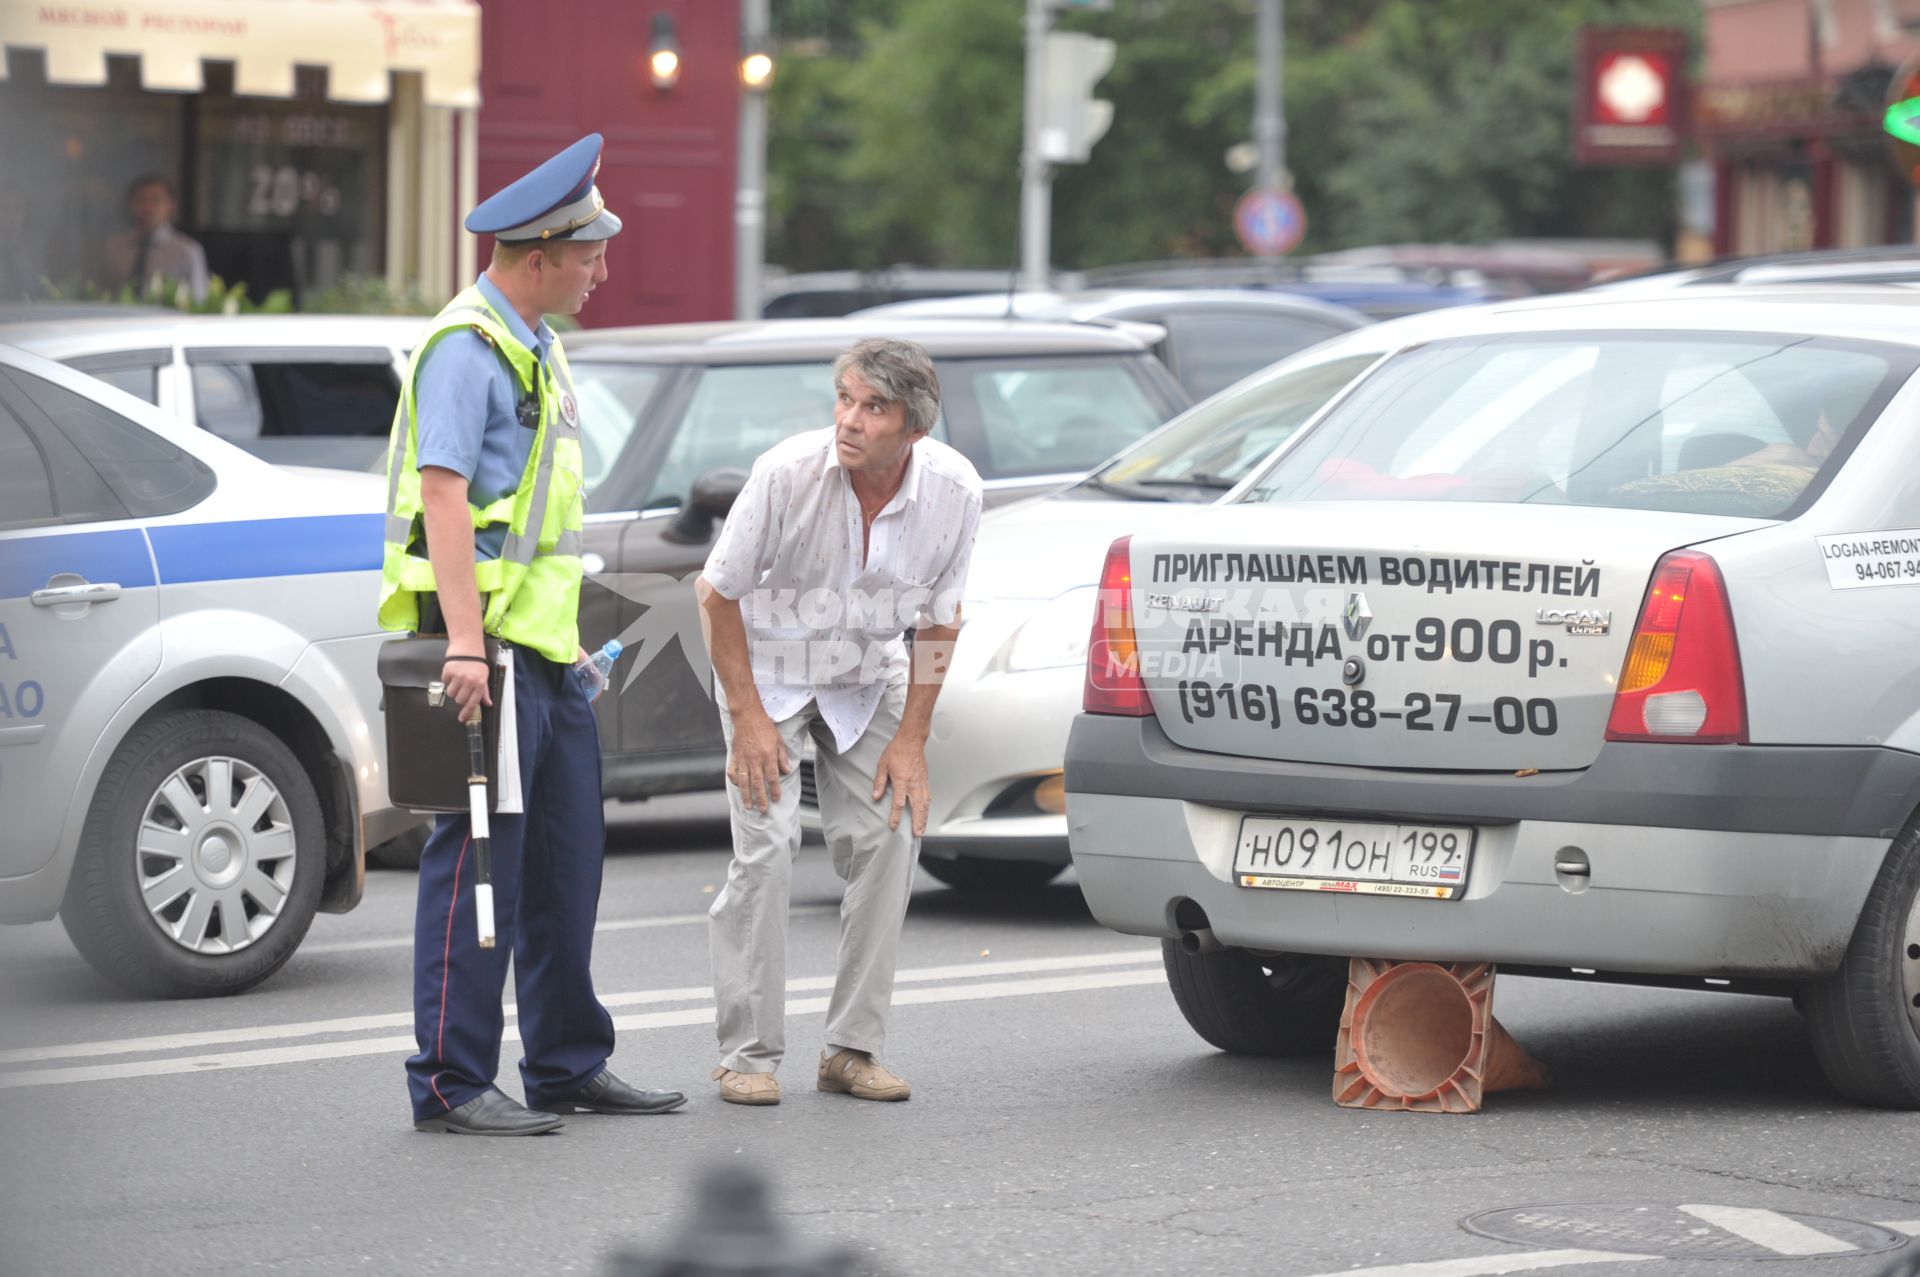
1038, 31, 1115, 164
1886, 54, 1920, 187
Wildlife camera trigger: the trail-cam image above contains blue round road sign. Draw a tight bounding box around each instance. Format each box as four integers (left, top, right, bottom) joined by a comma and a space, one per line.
1235, 187, 1306, 256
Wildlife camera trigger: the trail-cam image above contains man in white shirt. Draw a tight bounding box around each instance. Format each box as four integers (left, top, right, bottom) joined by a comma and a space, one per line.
697, 337, 982, 1106
101, 175, 210, 303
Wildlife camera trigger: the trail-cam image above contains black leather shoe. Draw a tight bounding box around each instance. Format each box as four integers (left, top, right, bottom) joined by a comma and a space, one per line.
414, 1088, 564, 1136
542, 1069, 687, 1115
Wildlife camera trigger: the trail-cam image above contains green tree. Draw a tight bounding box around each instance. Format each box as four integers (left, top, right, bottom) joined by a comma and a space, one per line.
1281, 0, 1698, 251
765, 0, 1699, 271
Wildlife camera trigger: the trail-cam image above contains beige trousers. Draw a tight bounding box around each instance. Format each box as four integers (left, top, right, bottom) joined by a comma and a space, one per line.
709, 679, 917, 1074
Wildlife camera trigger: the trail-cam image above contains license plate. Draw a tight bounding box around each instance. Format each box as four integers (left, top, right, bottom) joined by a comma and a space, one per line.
1233, 816, 1474, 899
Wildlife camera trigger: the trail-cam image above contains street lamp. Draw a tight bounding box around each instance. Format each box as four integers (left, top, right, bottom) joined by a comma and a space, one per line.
647, 13, 680, 92
740, 47, 775, 92
735, 1, 772, 319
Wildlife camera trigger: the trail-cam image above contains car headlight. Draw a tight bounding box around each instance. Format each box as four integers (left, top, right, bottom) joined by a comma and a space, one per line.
997, 586, 1099, 672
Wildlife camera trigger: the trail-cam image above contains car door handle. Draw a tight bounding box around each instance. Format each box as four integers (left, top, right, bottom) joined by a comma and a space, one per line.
31, 582, 123, 607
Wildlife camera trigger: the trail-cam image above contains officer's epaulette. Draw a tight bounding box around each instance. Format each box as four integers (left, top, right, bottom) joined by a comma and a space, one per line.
469, 323, 496, 349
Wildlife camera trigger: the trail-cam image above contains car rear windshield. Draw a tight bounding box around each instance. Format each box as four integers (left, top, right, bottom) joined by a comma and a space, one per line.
1243, 332, 1915, 518
1093, 351, 1381, 498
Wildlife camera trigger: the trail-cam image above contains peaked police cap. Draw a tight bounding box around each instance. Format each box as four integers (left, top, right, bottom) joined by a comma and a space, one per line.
465, 133, 623, 243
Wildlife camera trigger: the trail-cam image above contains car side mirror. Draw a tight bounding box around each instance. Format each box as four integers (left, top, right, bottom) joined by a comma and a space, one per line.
662, 467, 749, 544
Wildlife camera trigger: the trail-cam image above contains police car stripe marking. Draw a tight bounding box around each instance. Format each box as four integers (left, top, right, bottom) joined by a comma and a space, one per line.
3, 514, 384, 602
147, 513, 383, 585
0, 528, 154, 601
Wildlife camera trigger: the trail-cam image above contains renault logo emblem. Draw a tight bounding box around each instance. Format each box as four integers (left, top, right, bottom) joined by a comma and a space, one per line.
1343, 591, 1372, 642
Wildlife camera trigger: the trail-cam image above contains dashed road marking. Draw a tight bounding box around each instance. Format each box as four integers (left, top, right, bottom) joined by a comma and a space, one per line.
1291, 1210, 1920, 1276
1291, 1249, 1656, 1276
1677, 1204, 1857, 1256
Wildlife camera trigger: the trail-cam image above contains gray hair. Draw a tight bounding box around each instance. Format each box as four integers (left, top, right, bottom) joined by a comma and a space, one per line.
833, 337, 941, 435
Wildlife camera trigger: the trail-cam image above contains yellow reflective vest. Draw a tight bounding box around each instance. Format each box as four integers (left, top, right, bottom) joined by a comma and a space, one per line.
377, 285, 585, 664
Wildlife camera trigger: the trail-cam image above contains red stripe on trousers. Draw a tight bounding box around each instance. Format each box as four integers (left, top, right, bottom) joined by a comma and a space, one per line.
429, 835, 472, 1111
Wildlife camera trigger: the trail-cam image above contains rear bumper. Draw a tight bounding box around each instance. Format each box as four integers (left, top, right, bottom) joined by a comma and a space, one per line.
1063, 714, 1920, 980
1067, 714, 1920, 838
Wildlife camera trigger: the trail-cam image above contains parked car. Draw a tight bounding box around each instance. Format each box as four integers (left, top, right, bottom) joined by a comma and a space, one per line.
759, 268, 1081, 318
0, 313, 423, 471
1077, 258, 1502, 318
0, 343, 411, 996
560, 317, 1191, 804
812, 307, 1475, 892
1064, 286, 1920, 1106
855, 289, 1370, 400
1588, 245, 1920, 293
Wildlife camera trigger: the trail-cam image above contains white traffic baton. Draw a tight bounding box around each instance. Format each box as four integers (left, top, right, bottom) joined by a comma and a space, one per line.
466, 711, 496, 949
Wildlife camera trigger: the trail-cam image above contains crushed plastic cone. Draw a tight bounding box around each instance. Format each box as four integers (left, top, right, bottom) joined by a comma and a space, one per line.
1332, 958, 1547, 1113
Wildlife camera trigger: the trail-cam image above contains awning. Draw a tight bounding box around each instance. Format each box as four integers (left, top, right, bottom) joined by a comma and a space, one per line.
0, 0, 480, 108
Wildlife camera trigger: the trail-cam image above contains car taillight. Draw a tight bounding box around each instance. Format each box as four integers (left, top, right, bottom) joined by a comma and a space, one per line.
1083, 536, 1153, 716
1605, 550, 1747, 744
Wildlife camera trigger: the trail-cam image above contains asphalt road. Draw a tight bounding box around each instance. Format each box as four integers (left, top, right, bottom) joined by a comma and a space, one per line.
2, 794, 1917, 1277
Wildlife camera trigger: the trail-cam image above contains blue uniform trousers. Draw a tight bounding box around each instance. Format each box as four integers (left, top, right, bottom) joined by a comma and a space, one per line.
406, 647, 616, 1120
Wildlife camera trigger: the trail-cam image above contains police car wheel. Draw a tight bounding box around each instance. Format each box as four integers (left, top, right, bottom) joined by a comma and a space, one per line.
60, 709, 326, 999
1801, 817, 1920, 1108
1161, 940, 1346, 1057
918, 857, 1063, 893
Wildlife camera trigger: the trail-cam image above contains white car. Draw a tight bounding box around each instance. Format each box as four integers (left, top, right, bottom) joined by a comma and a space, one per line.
1063, 286, 1920, 1105
872, 309, 1470, 892
0, 312, 421, 471
0, 344, 410, 996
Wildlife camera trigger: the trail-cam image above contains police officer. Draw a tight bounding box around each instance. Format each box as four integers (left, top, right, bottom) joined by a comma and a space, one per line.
379, 134, 685, 1135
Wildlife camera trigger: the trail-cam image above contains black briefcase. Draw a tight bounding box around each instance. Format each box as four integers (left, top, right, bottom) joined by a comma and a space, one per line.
376, 635, 506, 813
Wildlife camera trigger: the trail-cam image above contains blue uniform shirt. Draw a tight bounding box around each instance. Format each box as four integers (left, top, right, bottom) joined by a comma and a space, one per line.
413, 274, 554, 560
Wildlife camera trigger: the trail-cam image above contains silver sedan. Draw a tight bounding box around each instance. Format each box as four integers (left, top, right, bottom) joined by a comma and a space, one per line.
1064, 286, 1920, 1106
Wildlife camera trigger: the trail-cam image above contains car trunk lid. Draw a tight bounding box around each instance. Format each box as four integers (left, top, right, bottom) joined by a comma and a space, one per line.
1128, 502, 1768, 771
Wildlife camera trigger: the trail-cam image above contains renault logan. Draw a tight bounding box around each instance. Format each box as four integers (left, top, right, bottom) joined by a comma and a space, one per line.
1063, 288, 1920, 1106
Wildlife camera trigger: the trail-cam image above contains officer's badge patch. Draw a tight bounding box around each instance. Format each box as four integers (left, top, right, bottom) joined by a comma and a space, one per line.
561, 393, 579, 426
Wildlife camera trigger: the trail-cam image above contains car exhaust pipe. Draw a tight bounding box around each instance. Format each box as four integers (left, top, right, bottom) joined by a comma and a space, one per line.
1179, 928, 1223, 955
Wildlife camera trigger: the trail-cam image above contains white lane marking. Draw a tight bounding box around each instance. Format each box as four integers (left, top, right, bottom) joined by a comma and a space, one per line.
1677, 1205, 1856, 1256
0, 948, 1157, 1066
1877, 1220, 1920, 1235
299, 904, 839, 955
0, 964, 1163, 1087
1290, 1249, 1657, 1277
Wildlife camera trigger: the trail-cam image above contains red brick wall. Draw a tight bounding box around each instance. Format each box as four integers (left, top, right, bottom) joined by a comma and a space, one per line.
476, 0, 738, 327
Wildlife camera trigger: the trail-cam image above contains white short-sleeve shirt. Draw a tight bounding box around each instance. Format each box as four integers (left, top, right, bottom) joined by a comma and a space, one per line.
701, 428, 983, 751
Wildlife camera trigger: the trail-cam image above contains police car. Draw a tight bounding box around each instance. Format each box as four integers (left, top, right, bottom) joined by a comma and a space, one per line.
0, 344, 410, 997
1064, 287, 1920, 1106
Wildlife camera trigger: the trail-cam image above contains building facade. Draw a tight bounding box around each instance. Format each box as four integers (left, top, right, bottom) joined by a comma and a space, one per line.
0, 0, 738, 325
1697, 0, 1920, 253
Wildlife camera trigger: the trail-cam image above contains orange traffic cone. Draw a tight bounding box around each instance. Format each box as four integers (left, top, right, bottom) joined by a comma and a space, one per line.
1332, 958, 1547, 1113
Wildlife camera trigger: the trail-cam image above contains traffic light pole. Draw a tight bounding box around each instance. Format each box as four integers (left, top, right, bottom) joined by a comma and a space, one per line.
1255, 0, 1286, 195
1019, 0, 1052, 293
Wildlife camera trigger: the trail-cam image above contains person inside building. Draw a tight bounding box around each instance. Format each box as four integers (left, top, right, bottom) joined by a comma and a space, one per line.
697, 336, 983, 1107
101, 175, 209, 302
378, 133, 686, 1136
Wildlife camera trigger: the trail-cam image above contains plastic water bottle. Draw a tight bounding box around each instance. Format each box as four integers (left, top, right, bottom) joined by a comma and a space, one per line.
577, 639, 622, 703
